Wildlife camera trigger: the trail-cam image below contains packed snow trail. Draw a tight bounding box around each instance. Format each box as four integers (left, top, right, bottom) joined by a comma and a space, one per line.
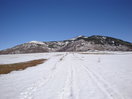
0, 52, 132, 99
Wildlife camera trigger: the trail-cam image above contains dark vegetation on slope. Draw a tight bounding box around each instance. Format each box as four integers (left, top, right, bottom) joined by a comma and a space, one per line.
76, 35, 131, 46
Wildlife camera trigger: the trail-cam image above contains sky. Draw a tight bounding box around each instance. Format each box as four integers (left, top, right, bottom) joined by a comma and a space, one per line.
0, 0, 132, 50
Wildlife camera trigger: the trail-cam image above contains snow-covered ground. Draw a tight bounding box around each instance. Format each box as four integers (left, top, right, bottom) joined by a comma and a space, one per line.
0, 52, 132, 99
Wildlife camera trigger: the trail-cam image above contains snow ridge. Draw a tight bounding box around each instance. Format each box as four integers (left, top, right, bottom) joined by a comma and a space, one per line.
29, 41, 45, 45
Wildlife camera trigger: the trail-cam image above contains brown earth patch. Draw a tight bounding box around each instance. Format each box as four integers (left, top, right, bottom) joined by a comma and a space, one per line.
0, 59, 46, 74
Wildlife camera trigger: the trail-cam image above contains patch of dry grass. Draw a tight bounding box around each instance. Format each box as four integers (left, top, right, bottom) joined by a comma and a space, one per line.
0, 59, 46, 74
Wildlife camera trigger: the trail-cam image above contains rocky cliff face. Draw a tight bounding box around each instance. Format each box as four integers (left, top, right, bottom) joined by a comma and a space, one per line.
0, 35, 132, 54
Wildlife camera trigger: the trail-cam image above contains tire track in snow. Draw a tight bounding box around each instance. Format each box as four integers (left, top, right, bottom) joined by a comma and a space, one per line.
58, 54, 80, 99
59, 65, 73, 99
74, 54, 125, 99
19, 54, 66, 99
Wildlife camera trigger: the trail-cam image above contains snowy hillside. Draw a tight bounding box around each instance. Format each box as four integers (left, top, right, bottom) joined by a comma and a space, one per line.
0, 35, 132, 54
0, 52, 132, 99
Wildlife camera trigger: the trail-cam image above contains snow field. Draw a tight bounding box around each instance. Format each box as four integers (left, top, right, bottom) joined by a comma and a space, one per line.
0, 52, 132, 99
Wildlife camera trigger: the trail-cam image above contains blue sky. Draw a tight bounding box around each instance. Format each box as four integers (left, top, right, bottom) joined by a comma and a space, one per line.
0, 0, 132, 50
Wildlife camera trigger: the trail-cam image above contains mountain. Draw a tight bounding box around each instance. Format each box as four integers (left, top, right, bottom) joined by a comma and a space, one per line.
0, 35, 132, 54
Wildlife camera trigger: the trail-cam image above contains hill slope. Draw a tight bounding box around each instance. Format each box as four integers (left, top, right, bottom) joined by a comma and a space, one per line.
0, 35, 132, 54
